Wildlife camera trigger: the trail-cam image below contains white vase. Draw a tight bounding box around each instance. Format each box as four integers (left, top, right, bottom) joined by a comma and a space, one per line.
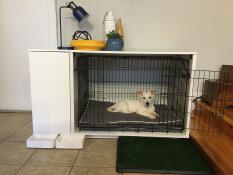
103, 11, 116, 42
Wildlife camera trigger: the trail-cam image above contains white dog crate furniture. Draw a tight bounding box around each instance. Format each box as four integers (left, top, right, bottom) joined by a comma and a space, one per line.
27, 50, 201, 148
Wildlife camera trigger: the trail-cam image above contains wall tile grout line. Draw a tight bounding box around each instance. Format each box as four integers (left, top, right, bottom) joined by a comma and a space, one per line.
14, 149, 37, 175
68, 150, 80, 175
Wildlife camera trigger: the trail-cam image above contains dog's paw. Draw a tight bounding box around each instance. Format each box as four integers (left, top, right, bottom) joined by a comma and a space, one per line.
151, 116, 156, 119
149, 114, 156, 119
152, 112, 159, 118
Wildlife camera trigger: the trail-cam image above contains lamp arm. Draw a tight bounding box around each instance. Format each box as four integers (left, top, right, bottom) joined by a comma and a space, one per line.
59, 6, 69, 48
66, 2, 77, 10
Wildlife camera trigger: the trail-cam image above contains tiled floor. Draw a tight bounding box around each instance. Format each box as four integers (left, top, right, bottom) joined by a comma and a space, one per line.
0, 112, 166, 175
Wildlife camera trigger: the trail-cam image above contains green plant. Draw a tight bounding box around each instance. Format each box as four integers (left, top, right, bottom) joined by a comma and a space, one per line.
106, 30, 121, 38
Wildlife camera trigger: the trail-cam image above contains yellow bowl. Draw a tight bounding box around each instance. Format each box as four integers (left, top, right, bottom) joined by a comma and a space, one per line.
71, 40, 105, 51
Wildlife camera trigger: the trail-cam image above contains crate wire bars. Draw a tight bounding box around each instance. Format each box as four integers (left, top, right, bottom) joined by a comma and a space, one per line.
74, 54, 228, 134
190, 70, 229, 134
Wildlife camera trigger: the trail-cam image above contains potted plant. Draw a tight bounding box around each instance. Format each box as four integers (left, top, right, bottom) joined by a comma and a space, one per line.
105, 30, 124, 51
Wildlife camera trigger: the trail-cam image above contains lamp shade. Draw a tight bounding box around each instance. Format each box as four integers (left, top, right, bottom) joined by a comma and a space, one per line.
73, 6, 89, 23
67, 2, 89, 23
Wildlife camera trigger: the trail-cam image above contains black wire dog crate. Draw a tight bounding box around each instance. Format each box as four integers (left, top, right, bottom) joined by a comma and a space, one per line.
73, 52, 228, 137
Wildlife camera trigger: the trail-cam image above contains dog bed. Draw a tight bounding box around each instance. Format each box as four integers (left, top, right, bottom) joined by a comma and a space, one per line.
79, 100, 183, 131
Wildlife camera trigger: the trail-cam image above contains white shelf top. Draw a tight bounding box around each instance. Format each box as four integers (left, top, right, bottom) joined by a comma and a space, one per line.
29, 49, 197, 55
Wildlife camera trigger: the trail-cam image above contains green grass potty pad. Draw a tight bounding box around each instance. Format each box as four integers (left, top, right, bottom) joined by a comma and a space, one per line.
117, 137, 213, 175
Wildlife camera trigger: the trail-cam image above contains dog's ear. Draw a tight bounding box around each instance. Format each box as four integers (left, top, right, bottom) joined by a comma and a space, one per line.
151, 90, 156, 95
136, 90, 143, 97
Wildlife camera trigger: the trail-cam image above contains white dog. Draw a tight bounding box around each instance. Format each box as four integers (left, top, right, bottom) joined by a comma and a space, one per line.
107, 90, 159, 119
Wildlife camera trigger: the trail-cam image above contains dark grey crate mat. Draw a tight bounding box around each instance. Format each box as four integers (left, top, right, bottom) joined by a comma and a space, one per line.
79, 100, 182, 125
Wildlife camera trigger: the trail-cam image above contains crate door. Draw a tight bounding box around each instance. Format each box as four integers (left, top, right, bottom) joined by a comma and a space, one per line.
188, 70, 229, 134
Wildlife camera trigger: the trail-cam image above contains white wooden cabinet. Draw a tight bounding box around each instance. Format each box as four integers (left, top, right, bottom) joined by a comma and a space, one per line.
29, 51, 71, 133
27, 50, 197, 149
27, 51, 86, 149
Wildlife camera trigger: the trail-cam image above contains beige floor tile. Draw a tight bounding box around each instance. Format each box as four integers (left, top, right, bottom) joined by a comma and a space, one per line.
7, 122, 32, 142
27, 149, 79, 166
70, 167, 120, 175
0, 165, 20, 175
0, 142, 35, 165
16, 165, 71, 175
0, 113, 32, 140
0, 132, 8, 143
75, 139, 116, 167
0, 112, 32, 120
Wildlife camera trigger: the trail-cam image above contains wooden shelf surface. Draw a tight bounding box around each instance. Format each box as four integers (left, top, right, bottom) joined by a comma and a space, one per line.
191, 100, 233, 175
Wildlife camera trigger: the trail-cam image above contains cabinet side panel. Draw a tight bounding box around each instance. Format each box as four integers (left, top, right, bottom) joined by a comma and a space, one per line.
185, 54, 197, 137
29, 52, 70, 133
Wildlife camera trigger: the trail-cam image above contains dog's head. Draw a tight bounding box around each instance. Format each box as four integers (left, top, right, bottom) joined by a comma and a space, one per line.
136, 90, 156, 107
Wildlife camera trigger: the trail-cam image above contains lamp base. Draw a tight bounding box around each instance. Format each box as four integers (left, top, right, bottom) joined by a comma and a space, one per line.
58, 46, 74, 50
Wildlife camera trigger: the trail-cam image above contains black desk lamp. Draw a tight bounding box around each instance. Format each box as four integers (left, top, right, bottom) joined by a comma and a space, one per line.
58, 1, 89, 49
